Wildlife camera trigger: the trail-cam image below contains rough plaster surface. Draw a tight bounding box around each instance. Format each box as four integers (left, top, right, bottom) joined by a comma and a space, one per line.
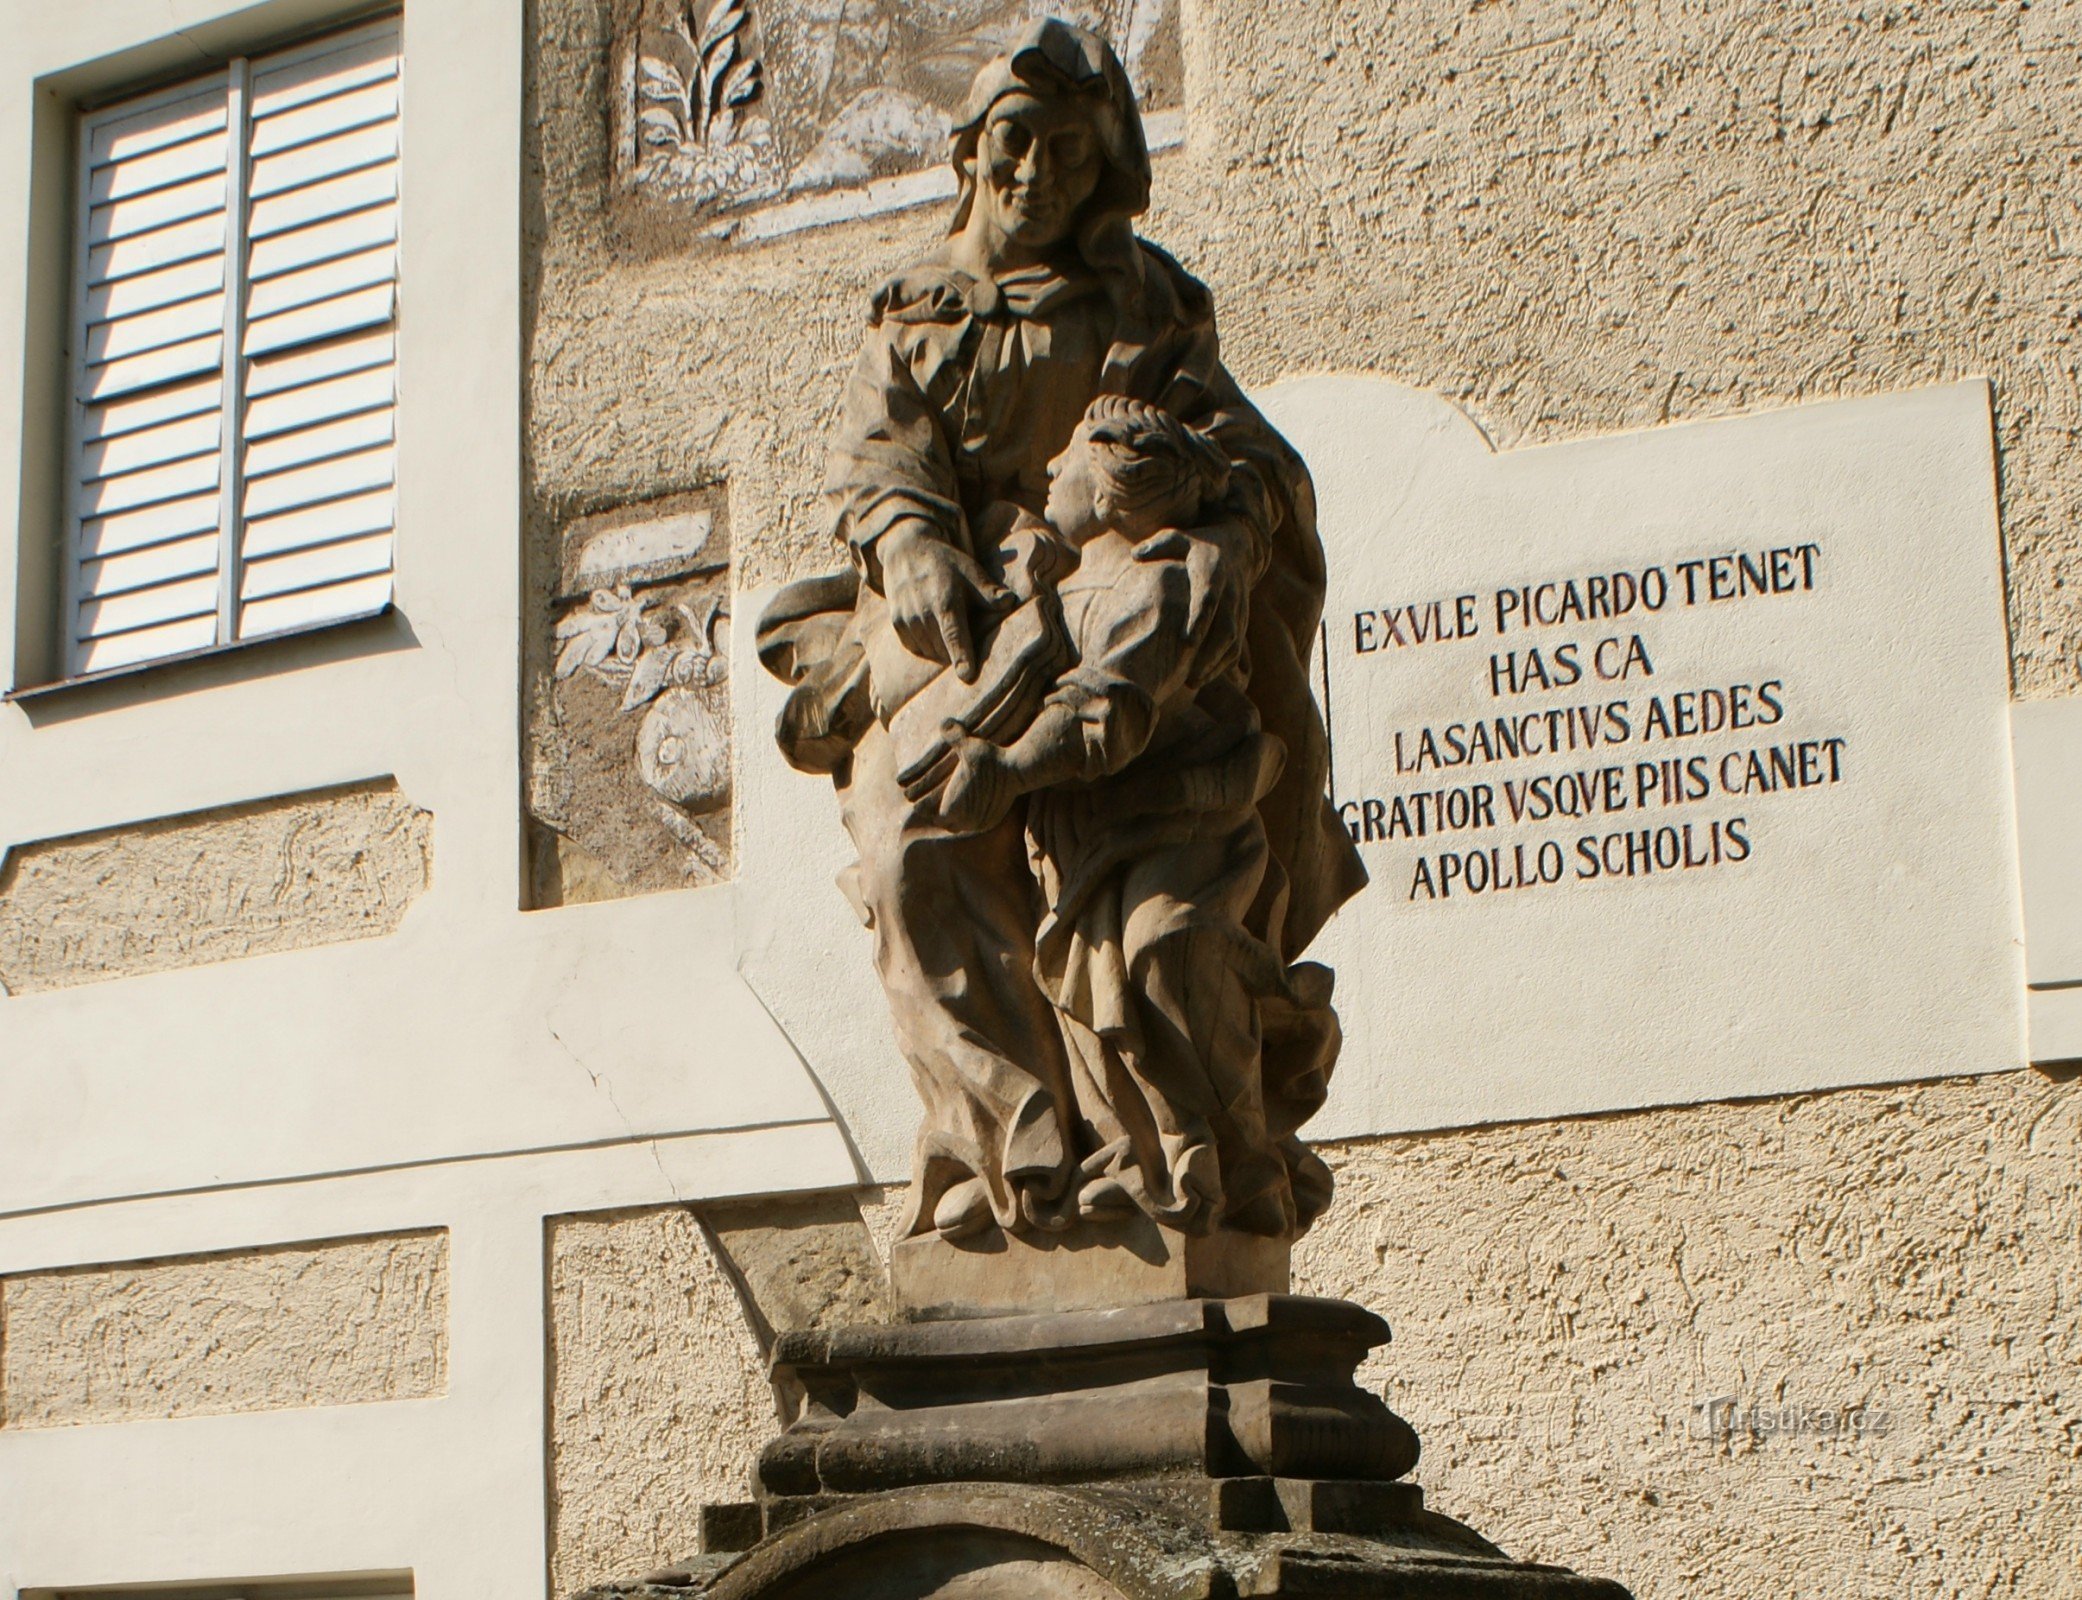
0, 779, 432, 994
1294, 1070, 2082, 1599
698, 1191, 890, 1339
852, 1184, 908, 1274
528, 0, 2082, 695
0, 1230, 448, 1429
549, 1206, 774, 1597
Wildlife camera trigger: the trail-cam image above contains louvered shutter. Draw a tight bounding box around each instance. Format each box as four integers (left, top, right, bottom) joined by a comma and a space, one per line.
237, 22, 400, 639
63, 17, 399, 678
71, 77, 235, 673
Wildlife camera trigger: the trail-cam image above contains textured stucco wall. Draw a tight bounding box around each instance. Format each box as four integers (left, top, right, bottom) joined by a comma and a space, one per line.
0, 779, 432, 994
542, 1074, 2078, 1599
1295, 1070, 2081, 1597
0, 1230, 448, 1428
547, 1206, 773, 1598
527, 0, 2081, 693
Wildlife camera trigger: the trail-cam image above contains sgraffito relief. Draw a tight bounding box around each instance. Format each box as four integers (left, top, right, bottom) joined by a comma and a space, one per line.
614, 0, 1182, 226
0, 1231, 448, 1428
0, 780, 431, 995
530, 490, 733, 906
620, 0, 786, 209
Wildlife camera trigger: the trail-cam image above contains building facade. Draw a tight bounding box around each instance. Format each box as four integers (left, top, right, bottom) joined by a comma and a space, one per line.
2, 3, 2077, 1599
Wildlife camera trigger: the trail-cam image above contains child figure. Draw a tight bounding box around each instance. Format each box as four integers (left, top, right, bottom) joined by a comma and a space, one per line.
898, 393, 1245, 833
905, 394, 1324, 1239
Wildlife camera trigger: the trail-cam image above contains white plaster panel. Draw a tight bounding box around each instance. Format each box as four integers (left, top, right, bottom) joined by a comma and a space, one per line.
0, 1121, 856, 1279
2011, 696, 2082, 984
734, 591, 907, 1176
0, 1122, 855, 1600
2013, 692, 2082, 1066
0, 0, 842, 1218
0, 853, 837, 1216
2027, 989, 2082, 1066
1262, 376, 2025, 1134
737, 381, 2027, 1176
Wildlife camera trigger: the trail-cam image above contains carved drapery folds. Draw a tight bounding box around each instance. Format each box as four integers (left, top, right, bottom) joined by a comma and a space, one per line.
757, 19, 1362, 1282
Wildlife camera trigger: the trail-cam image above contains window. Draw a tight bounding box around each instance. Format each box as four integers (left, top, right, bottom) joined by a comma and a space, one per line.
64, 16, 401, 678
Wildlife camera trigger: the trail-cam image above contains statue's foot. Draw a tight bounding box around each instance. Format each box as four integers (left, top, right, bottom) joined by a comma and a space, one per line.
1074, 1174, 1139, 1222
931, 1178, 996, 1240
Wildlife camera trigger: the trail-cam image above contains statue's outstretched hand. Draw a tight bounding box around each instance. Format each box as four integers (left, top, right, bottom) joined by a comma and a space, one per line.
879, 521, 1011, 683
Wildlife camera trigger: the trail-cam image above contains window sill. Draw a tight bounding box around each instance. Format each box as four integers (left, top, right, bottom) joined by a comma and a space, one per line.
5, 605, 398, 707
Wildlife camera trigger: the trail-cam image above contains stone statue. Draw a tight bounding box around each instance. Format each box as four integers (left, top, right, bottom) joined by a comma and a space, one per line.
759, 17, 1366, 1268
636, 23, 1637, 1594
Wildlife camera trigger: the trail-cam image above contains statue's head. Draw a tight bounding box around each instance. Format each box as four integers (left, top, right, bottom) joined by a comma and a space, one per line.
949, 19, 1150, 275
1046, 394, 1231, 543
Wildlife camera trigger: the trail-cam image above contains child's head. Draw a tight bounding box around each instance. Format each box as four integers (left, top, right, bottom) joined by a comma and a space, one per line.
1045, 395, 1231, 542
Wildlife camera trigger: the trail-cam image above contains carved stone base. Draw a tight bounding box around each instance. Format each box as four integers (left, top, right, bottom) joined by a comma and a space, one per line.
890, 1217, 1290, 1319
574, 1296, 1636, 1599
758, 1296, 1414, 1496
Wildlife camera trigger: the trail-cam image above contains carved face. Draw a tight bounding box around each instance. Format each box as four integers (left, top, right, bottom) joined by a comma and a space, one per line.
974, 91, 1102, 256
1044, 426, 1105, 542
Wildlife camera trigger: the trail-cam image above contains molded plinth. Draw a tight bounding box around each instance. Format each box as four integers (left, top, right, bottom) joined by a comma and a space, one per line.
758, 1295, 1415, 1497
577, 1297, 1638, 1598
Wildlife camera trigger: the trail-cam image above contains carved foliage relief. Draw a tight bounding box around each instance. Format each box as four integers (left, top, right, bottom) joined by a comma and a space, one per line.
615, 0, 1181, 218
529, 492, 733, 905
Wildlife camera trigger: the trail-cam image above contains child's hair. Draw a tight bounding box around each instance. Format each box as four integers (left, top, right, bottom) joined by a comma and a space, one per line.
1081, 395, 1231, 529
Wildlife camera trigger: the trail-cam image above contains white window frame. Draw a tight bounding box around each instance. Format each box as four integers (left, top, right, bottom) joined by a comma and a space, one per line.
57, 12, 402, 683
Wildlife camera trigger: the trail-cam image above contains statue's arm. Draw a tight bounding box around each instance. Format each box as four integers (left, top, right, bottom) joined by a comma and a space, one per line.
824, 310, 965, 592
920, 535, 1248, 833
823, 303, 1008, 679
1046, 557, 1191, 771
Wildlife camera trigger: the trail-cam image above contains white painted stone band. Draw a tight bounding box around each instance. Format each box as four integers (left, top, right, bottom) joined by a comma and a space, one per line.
2012, 695, 2082, 1064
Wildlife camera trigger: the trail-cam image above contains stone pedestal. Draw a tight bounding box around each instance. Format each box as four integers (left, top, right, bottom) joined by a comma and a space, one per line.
582, 1296, 1637, 1599
760, 1295, 1414, 1494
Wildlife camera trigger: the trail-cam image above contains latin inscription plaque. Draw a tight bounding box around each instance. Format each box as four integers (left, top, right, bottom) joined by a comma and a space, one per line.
1261, 376, 2024, 1135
